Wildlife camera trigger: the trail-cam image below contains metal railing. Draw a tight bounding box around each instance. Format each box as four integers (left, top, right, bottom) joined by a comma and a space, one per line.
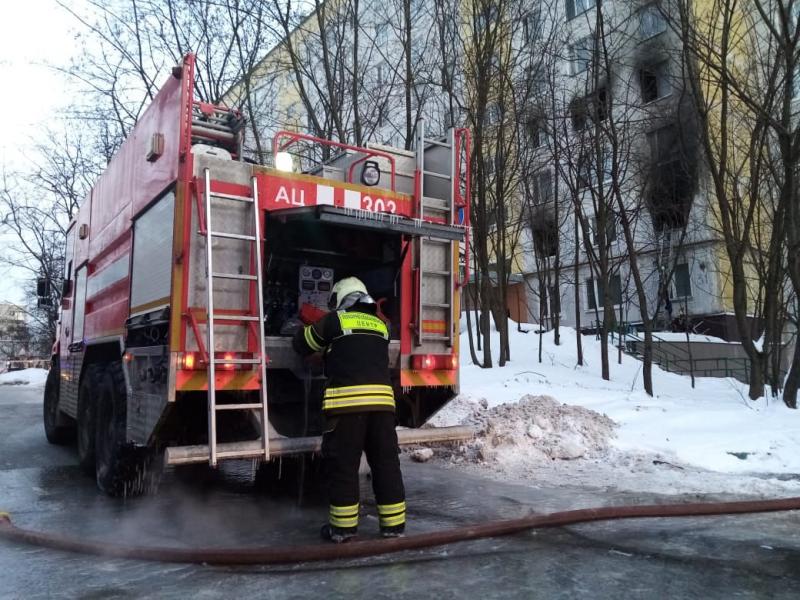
619, 326, 752, 383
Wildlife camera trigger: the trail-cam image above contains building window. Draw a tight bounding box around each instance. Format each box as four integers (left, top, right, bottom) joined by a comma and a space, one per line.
486, 102, 503, 125
527, 115, 547, 147
578, 149, 612, 188
526, 64, 547, 96
571, 88, 608, 130
639, 3, 667, 39
524, 8, 542, 43
570, 35, 595, 75
592, 215, 617, 246
587, 274, 622, 310
566, 0, 596, 21
571, 101, 588, 131
640, 62, 670, 103
533, 170, 553, 205
594, 87, 609, 120
375, 21, 390, 47
648, 124, 680, 164
670, 263, 692, 298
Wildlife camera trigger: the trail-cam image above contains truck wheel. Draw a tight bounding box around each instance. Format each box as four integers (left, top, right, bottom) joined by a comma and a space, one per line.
77, 366, 97, 475
43, 362, 73, 445
94, 361, 159, 497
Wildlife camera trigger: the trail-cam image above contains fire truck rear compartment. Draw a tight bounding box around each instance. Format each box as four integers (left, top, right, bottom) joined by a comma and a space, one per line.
260, 212, 405, 438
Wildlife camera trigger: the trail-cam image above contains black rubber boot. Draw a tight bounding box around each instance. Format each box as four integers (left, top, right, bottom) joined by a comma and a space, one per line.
320, 523, 358, 544
380, 524, 405, 539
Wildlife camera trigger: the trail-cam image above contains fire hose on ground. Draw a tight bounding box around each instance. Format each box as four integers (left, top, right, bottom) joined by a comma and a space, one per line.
1, 496, 799, 566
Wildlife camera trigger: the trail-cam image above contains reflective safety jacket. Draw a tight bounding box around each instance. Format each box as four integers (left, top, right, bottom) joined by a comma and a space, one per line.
292, 303, 394, 415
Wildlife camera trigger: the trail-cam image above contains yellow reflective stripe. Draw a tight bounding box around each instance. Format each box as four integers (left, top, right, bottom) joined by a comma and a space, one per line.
324, 392, 394, 402
324, 384, 394, 396
330, 515, 359, 528
377, 501, 406, 515
323, 397, 396, 410
379, 514, 406, 527
323, 399, 395, 408
338, 312, 389, 337
329, 504, 359, 516
304, 326, 323, 351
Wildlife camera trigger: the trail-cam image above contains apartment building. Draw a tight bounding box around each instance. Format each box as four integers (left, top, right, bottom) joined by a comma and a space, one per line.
231, 0, 745, 340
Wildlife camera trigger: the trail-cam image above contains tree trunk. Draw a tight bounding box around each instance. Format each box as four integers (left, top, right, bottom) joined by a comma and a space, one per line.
465, 293, 480, 366
573, 216, 583, 366
403, 0, 413, 149
783, 339, 799, 409
480, 278, 493, 368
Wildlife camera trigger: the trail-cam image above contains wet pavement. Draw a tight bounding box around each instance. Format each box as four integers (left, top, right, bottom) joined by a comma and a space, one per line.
1, 383, 800, 599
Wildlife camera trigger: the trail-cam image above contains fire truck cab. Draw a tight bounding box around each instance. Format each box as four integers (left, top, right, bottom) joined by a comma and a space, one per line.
42, 54, 471, 496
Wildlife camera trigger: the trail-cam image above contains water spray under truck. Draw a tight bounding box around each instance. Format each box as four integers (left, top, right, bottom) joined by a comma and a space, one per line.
39, 54, 473, 496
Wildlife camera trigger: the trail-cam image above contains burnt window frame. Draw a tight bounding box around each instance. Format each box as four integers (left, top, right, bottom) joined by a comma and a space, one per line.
647, 123, 680, 165
639, 61, 670, 104
571, 87, 609, 131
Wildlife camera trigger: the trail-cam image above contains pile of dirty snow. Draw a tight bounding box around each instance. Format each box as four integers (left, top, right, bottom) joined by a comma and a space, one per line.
423, 324, 800, 496
0, 368, 48, 386
434, 395, 616, 472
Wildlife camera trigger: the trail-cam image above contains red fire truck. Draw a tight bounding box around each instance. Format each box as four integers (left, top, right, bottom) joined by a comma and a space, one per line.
41, 54, 472, 496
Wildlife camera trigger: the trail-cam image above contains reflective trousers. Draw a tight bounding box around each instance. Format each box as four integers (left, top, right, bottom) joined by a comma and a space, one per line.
322, 411, 406, 530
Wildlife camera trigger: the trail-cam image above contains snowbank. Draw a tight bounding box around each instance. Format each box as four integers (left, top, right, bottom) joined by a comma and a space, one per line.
0, 368, 49, 386
431, 326, 800, 495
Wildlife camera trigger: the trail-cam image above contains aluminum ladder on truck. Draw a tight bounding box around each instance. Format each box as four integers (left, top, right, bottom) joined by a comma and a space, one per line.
202, 169, 269, 466
414, 121, 457, 347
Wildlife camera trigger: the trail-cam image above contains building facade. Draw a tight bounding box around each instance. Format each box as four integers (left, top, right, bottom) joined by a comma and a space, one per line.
231, 0, 747, 340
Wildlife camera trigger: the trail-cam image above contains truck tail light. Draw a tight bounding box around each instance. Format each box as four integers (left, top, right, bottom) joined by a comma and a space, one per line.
411, 353, 458, 371
179, 352, 254, 370
181, 352, 197, 369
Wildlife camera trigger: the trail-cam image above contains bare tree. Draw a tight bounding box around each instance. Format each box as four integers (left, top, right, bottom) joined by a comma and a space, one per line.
676, 0, 798, 403
0, 131, 93, 349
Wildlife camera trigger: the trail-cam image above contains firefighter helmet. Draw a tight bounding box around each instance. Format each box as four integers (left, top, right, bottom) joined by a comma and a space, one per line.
329, 277, 374, 310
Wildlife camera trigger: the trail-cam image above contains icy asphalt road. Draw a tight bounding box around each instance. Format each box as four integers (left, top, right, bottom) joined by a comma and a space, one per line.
1, 384, 799, 600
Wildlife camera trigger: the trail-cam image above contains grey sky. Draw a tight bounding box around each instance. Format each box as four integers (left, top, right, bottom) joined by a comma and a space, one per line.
0, 0, 85, 303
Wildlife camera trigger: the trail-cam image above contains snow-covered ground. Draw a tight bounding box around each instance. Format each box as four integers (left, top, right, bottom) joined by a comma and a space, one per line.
429, 326, 800, 497
0, 368, 48, 386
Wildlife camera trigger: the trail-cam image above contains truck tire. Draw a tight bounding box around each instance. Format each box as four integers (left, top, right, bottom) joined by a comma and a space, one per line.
77, 366, 98, 475
43, 362, 73, 445
94, 360, 160, 497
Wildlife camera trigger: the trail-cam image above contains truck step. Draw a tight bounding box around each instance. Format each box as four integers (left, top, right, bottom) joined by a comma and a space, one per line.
211, 314, 260, 322
423, 302, 451, 309
210, 231, 257, 241
215, 403, 264, 411
165, 425, 475, 465
212, 358, 261, 364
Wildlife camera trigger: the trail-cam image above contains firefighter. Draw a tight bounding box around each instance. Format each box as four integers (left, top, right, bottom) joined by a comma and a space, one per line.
292, 277, 406, 543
